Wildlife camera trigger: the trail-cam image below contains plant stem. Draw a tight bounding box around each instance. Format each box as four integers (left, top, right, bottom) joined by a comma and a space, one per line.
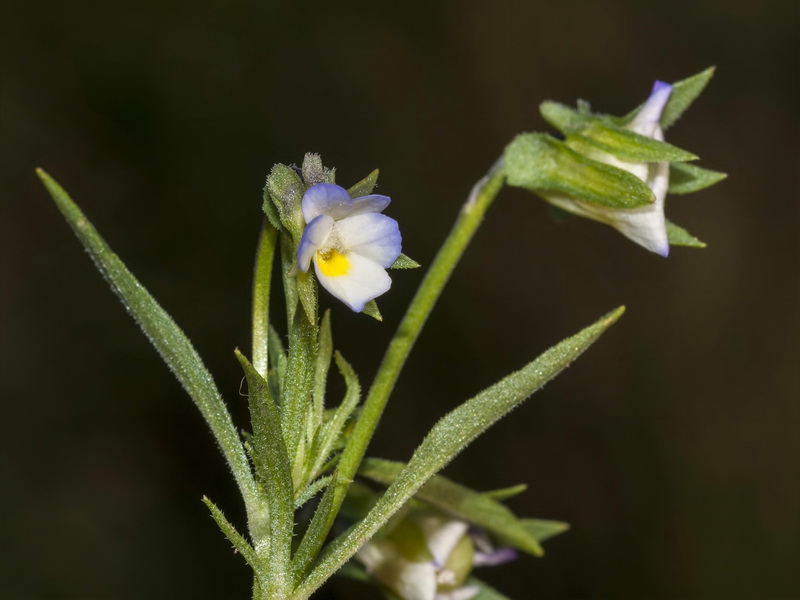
253, 224, 278, 378
290, 159, 506, 596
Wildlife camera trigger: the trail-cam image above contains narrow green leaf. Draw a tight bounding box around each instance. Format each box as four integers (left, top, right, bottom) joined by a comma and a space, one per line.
520, 518, 570, 543
666, 220, 707, 248
38, 170, 257, 511
252, 225, 278, 378
362, 300, 383, 321
202, 496, 259, 571
661, 67, 715, 130
468, 577, 511, 600
262, 185, 284, 232
390, 254, 421, 269
296, 307, 625, 597
358, 458, 544, 556
346, 168, 380, 198
235, 350, 294, 588
481, 483, 528, 501
504, 134, 655, 209
569, 122, 698, 163
668, 162, 727, 195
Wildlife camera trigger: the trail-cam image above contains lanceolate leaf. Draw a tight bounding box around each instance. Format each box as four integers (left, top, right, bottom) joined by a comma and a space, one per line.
468, 577, 511, 600
37, 170, 257, 511
294, 307, 625, 598
520, 519, 570, 543
390, 254, 421, 269
668, 162, 727, 195
358, 458, 545, 556
362, 299, 383, 321
202, 496, 259, 571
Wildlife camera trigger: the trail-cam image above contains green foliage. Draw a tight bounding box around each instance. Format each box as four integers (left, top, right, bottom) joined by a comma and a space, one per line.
294, 307, 624, 597
362, 299, 383, 321
568, 121, 698, 163
37, 170, 258, 516
666, 221, 707, 248
346, 168, 380, 198
390, 253, 421, 269
302, 153, 336, 186
203, 496, 259, 570
359, 458, 555, 556
504, 134, 655, 209
266, 164, 306, 243
661, 67, 716, 130
669, 162, 727, 195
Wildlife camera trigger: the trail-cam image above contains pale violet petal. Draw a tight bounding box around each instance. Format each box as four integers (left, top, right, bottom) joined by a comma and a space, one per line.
301, 183, 353, 222
314, 252, 392, 312
297, 214, 334, 272
435, 587, 480, 600
348, 194, 391, 217
335, 212, 402, 268
629, 80, 672, 136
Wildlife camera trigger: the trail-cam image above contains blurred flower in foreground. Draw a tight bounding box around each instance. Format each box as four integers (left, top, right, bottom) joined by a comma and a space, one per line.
504, 67, 726, 255
297, 183, 402, 312
357, 508, 515, 600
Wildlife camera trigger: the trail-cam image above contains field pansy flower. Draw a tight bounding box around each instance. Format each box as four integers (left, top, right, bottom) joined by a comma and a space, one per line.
544, 81, 673, 256
297, 183, 402, 311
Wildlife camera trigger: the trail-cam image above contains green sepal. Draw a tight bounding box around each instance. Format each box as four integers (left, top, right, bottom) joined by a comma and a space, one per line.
668, 162, 727, 195
358, 458, 545, 557
202, 496, 259, 571
567, 121, 698, 163
390, 253, 421, 269
347, 168, 380, 198
266, 164, 306, 244
666, 220, 707, 248
622, 67, 716, 130
280, 233, 300, 326
504, 133, 655, 209
539, 101, 588, 133
262, 184, 284, 233
362, 299, 383, 321
302, 153, 336, 186
661, 67, 716, 130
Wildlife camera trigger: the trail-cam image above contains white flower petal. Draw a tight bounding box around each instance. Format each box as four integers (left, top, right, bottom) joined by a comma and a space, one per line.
301, 183, 353, 222
335, 212, 402, 268
348, 194, 391, 217
314, 252, 392, 312
629, 80, 672, 136
418, 516, 469, 568
296, 214, 334, 272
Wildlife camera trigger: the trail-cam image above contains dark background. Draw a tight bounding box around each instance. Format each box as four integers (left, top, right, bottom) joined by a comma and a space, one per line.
2, 1, 798, 598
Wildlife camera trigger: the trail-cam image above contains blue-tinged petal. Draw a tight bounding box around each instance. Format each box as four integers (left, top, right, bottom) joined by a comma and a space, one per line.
629, 80, 672, 136
302, 183, 353, 222
335, 212, 402, 268
314, 252, 392, 312
349, 194, 391, 217
297, 214, 335, 272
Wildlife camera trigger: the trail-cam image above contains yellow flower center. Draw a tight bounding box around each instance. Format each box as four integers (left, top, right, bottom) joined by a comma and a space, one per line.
316, 249, 350, 277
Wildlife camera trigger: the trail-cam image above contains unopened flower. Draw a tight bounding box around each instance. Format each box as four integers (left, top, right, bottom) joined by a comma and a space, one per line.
296, 183, 402, 312
543, 81, 673, 256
